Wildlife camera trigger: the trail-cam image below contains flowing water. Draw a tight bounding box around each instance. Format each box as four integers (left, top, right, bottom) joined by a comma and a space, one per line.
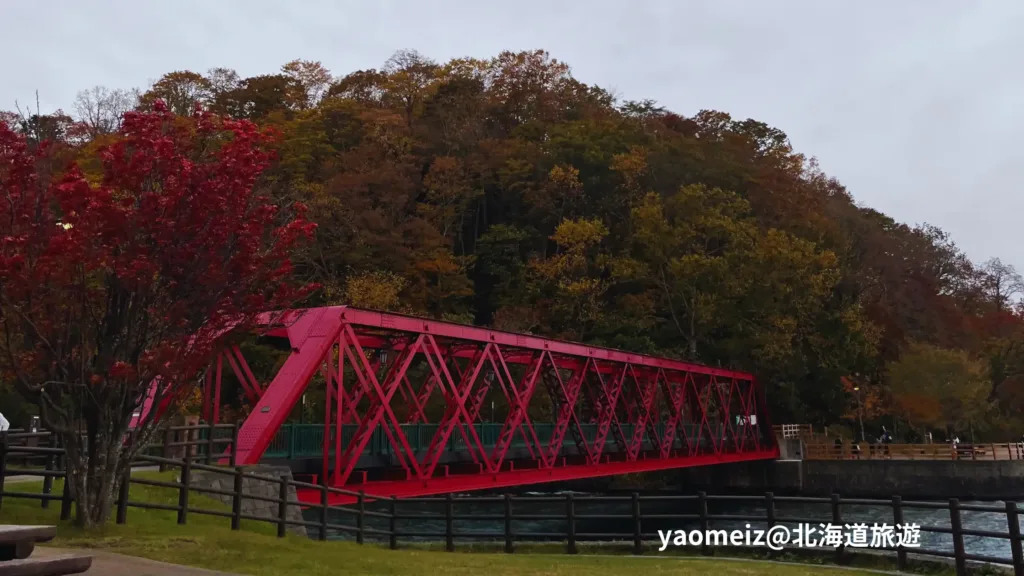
303, 492, 1022, 564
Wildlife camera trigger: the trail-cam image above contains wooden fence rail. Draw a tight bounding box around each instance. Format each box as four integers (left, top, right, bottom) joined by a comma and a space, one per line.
805, 442, 1024, 461
1, 429, 1022, 576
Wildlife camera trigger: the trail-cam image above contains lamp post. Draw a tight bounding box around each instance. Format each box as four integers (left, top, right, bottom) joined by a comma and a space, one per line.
853, 384, 866, 443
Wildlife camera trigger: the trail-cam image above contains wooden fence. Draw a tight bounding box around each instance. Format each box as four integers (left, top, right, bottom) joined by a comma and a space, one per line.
1, 428, 1023, 576
805, 442, 1024, 461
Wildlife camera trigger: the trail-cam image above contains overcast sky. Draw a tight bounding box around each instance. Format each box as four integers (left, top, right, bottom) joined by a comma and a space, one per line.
4, 0, 1022, 269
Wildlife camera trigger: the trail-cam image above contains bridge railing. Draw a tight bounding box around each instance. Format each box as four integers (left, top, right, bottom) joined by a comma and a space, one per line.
0, 419, 769, 468
263, 422, 757, 459
805, 442, 1024, 461
1, 435, 1021, 575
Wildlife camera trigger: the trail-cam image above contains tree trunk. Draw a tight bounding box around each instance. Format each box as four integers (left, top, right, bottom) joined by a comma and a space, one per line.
61, 414, 134, 528
687, 297, 698, 360
857, 399, 866, 443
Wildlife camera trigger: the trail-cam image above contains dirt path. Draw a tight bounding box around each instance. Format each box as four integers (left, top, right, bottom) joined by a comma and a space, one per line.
35, 547, 241, 576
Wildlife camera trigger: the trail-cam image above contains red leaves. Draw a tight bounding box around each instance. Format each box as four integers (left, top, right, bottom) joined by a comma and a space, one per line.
108, 362, 136, 380
0, 102, 314, 402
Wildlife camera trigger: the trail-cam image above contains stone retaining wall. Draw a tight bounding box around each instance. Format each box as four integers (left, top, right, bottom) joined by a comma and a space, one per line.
189, 465, 307, 537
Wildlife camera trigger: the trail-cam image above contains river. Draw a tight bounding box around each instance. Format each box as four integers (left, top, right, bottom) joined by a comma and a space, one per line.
302, 492, 1022, 564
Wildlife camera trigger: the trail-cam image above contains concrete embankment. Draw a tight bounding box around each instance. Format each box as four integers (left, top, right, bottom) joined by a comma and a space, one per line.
677, 457, 1024, 499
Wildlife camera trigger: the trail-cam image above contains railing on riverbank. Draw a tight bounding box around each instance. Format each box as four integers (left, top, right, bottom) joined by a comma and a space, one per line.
806, 441, 1024, 461
1, 430, 1023, 576
0, 423, 237, 476
772, 424, 814, 439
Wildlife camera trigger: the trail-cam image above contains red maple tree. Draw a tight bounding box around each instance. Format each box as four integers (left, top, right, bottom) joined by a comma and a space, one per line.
0, 102, 316, 526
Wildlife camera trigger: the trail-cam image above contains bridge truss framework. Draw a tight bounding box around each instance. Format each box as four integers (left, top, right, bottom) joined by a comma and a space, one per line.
141, 307, 778, 503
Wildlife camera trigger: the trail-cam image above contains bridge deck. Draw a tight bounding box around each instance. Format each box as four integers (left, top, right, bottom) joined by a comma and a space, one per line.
294, 449, 776, 505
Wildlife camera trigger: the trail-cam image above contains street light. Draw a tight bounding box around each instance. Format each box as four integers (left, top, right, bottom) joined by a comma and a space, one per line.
852, 385, 865, 442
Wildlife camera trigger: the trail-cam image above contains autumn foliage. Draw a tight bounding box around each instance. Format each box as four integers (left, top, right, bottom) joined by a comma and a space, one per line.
4, 48, 1024, 462
0, 102, 315, 525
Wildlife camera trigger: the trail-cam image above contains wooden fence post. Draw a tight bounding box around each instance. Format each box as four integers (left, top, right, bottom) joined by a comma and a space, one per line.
230, 425, 240, 468
231, 467, 244, 531
207, 421, 216, 465
631, 492, 642, 555
357, 491, 366, 546
177, 456, 191, 525
891, 496, 907, 570
319, 482, 329, 541
1005, 501, 1023, 576
949, 499, 967, 576
765, 492, 776, 558
697, 491, 709, 556
831, 492, 845, 564
160, 426, 172, 472
389, 497, 398, 550
503, 494, 514, 554
445, 493, 454, 552
277, 475, 289, 538
565, 493, 577, 555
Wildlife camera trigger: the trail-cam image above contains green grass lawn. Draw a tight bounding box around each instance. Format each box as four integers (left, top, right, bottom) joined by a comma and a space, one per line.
0, 473, 911, 575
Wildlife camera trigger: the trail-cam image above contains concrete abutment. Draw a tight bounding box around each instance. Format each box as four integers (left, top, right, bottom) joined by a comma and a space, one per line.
189, 465, 307, 537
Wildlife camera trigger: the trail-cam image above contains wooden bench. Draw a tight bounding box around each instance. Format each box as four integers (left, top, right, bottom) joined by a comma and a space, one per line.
0, 554, 92, 576
0, 525, 91, 575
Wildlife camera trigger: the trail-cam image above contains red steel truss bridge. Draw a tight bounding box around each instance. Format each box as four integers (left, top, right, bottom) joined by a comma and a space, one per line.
137, 306, 778, 505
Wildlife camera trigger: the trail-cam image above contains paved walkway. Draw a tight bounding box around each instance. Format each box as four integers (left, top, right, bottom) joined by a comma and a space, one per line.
36, 548, 240, 576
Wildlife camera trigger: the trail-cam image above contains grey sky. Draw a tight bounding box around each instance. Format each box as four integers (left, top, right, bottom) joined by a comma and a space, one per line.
4, 0, 1023, 269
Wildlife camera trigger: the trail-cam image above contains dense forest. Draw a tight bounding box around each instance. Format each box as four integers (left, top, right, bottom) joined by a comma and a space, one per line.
3, 49, 1023, 442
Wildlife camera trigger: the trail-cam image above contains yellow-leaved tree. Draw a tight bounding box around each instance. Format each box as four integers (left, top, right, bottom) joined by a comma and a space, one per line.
887, 341, 992, 440
528, 217, 610, 341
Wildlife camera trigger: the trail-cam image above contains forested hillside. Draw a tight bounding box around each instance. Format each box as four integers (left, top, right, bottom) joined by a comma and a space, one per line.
4, 49, 1023, 439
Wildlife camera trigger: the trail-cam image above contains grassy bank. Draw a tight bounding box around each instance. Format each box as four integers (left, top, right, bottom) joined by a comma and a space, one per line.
0, 473, 914, 575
